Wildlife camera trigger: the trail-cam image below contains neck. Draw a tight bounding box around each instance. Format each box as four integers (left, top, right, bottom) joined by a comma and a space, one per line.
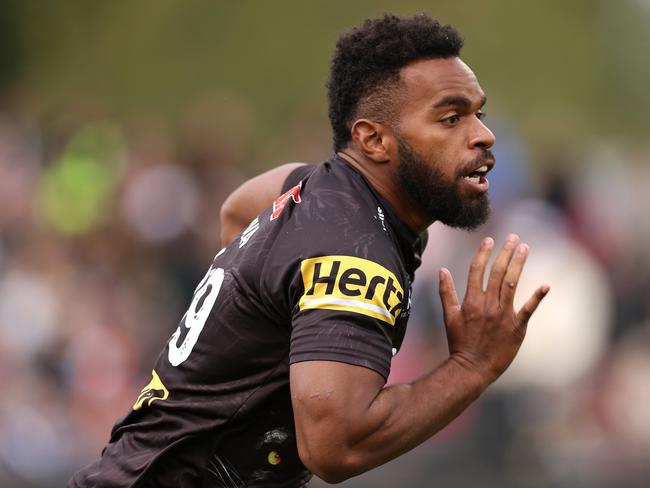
337, 150, 433, 234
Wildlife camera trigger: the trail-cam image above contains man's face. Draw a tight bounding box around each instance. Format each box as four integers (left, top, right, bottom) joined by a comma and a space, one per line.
396, 135, 490, 230
391, 57, 496, 229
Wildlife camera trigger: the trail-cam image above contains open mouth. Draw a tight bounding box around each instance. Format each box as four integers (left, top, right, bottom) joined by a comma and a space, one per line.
462, 164, 490, 184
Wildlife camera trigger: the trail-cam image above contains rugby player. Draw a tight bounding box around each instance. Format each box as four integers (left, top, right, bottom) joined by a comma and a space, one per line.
69, 13, 549, 487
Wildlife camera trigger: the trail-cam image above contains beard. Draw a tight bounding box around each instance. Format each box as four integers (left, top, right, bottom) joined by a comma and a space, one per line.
396, 137, 491, 231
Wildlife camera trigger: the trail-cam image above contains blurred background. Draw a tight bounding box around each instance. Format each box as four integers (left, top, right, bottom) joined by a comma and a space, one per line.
0, 1, 649, 486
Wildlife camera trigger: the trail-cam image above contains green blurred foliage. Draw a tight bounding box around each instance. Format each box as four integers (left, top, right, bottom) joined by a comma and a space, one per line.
38, 155, 113, 235
2, 0, 649, 164
36, 122, 126, 235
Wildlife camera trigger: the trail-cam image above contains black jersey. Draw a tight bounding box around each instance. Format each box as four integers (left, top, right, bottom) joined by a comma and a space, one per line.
69, 155, 426, 488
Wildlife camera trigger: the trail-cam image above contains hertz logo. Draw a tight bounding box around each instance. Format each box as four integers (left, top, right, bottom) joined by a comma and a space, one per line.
299, 256, 404, 325
133, 370, 169, 411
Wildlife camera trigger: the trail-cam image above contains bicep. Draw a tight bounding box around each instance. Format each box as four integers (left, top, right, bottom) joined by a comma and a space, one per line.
290, 360, 385, 459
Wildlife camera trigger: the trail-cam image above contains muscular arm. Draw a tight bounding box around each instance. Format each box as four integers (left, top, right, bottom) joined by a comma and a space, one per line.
219, 162, 307, 246
290, 235, 550, 483
291, 358, 485, 483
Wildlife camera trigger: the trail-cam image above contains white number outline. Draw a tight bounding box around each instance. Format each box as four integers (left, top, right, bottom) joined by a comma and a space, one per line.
168, 266, 225, 366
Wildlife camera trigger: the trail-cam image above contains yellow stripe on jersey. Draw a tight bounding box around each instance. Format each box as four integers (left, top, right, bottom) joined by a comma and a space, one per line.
299, 256, 404, 325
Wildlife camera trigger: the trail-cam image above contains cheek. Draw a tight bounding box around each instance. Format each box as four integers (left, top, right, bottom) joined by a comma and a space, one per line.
416, 125, 458, 154
399, 123, 464, 178
428, 135, 468, 178
421, 142, 460, 180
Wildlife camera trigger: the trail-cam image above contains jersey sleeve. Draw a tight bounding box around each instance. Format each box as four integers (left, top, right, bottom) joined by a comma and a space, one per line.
289, 253, 406, 380
262, 161, 409, 381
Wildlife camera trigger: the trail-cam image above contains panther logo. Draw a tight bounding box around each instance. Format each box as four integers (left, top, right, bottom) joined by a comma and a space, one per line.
133, 370, 169, 410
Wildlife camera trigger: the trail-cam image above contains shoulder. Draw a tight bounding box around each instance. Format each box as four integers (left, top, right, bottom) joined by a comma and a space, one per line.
265, 157, 409, 284
292, 159, 387, 235
269, 158, 404, 271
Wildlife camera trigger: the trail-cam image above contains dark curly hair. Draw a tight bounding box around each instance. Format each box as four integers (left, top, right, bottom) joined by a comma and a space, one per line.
327, 13, 464, 151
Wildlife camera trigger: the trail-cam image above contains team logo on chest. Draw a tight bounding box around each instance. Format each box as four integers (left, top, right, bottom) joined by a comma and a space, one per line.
299, 255, 404, 325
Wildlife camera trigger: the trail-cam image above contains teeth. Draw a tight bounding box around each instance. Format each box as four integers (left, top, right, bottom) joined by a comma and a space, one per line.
476, 165, 488, 173
463, 175, 480, 184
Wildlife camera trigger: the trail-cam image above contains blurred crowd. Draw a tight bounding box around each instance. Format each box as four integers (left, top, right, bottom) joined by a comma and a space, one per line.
0, 104, 649, 488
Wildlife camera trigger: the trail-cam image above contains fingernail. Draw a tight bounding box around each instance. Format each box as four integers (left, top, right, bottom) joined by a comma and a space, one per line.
439, 268, 446, 280
518, 243, 529, 255
482, 237, 494, 249
504, 234, 520, 250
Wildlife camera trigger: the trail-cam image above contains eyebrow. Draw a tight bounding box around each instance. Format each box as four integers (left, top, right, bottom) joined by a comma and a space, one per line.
433, 94, 487, 110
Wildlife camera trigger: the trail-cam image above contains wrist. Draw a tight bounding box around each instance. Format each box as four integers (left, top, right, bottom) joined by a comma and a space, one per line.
445, 354, 494, 392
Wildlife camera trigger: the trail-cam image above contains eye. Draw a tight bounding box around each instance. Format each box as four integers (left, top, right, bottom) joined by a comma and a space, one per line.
476, 111, 487, 121
441, 114, 460, 126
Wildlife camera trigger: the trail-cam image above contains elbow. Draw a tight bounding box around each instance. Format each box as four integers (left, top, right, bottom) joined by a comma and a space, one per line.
297, 441, 362, 484
218, 199, 241, 247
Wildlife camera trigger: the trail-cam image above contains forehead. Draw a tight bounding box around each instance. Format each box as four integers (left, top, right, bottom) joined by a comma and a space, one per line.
398, 57, 485, 108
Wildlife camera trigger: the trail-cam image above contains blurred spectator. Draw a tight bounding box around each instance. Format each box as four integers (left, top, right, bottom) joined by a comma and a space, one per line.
120, 163, 199, 243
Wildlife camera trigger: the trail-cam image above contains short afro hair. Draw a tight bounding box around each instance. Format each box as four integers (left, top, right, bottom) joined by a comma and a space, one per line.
327, 13, 463, 151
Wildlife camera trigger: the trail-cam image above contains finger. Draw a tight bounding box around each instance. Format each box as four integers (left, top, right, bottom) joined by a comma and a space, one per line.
486, 234, 520, 304
438, 268, 461, 324
464, 237, 494, 301
499, 243, 529, 307
516, 285, 550, 326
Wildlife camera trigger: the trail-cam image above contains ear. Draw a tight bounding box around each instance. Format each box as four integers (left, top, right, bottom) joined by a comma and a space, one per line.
350, 119, 394, 163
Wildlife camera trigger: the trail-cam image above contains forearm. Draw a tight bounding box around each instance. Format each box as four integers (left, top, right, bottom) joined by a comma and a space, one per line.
293, 358, 489, 483
346, 358, 487, 473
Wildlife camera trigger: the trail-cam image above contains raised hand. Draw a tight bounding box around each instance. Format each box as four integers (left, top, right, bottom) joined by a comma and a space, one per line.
438, 234, 550, 385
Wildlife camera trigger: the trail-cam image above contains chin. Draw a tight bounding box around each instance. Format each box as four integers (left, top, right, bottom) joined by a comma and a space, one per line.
439, 195, 490, 231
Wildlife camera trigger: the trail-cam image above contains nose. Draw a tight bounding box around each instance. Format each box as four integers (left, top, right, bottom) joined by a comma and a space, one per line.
469, 118, 496, 150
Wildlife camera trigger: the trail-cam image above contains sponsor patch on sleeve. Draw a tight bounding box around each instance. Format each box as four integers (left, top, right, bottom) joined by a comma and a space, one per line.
299, 255, 404, 325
